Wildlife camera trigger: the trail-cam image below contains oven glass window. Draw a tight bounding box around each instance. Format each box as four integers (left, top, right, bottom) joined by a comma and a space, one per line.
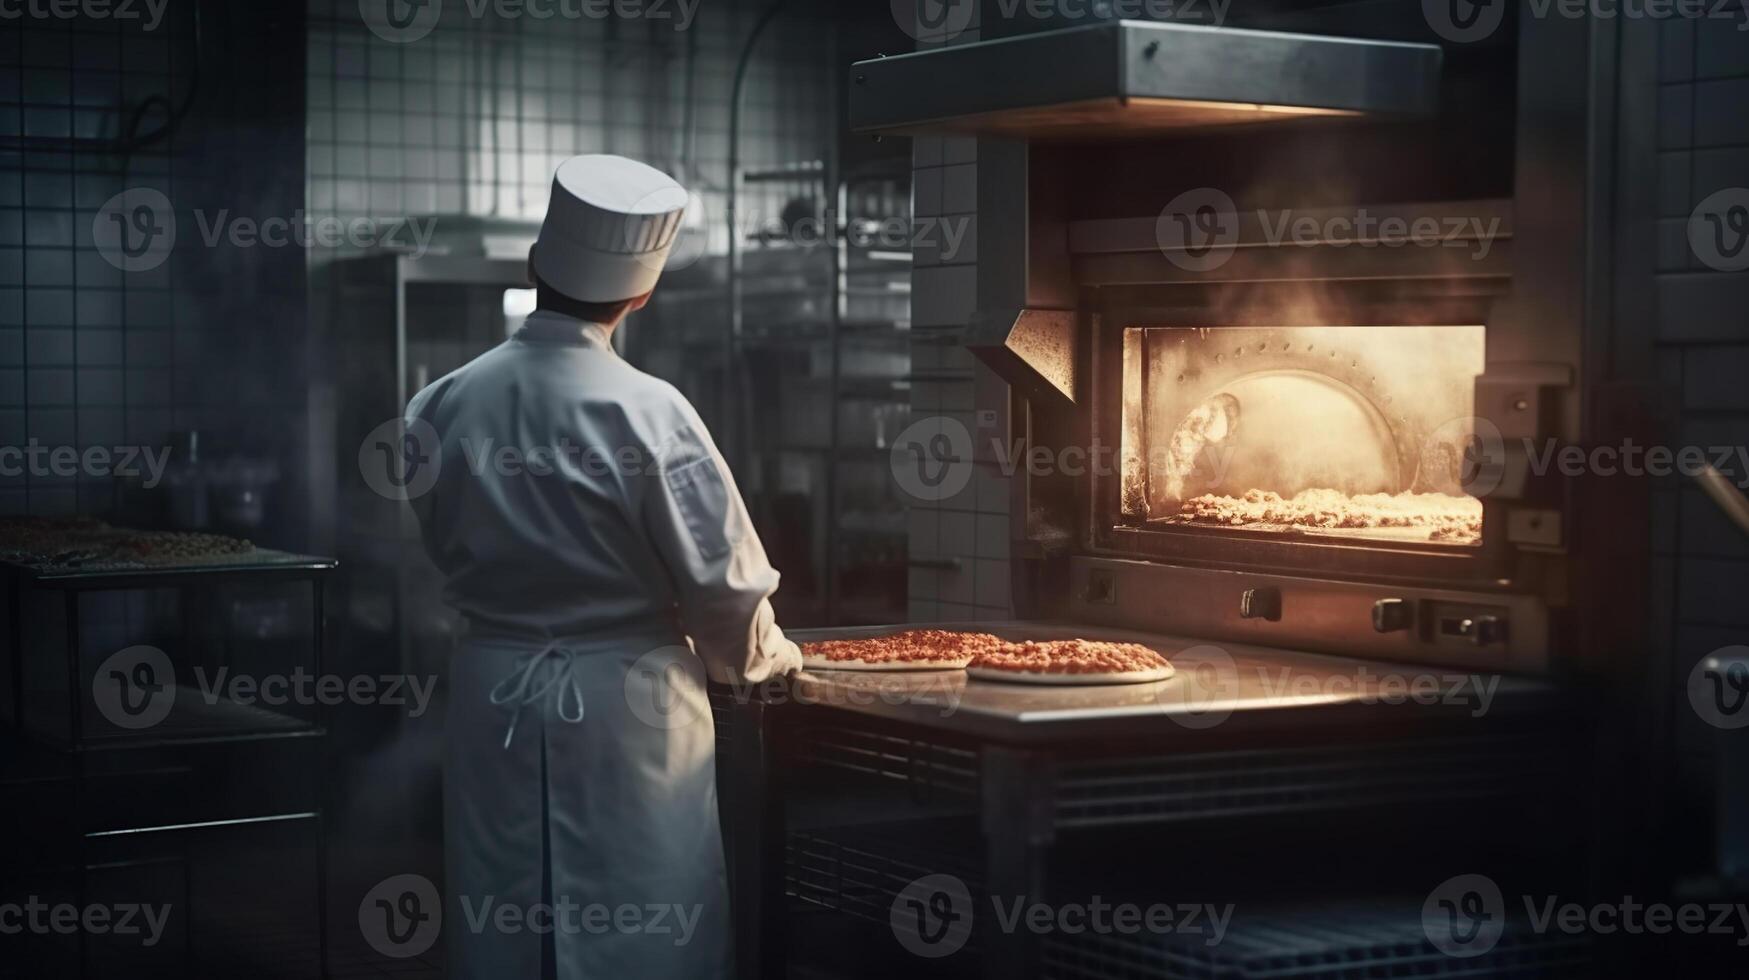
1119, 325, 1487, 546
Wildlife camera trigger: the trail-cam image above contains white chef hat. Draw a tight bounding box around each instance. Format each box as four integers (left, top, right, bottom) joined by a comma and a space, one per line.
530, 154, 689, 303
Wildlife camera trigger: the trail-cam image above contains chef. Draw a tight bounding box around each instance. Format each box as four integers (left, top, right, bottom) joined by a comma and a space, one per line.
405, 154, 802, 978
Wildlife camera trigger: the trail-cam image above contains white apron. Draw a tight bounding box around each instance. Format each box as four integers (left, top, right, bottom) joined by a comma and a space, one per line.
444, 630, 728, 979
404, 311, 801, 979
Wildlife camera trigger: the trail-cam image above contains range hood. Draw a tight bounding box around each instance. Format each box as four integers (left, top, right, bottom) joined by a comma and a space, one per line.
849, 20, 1442, 139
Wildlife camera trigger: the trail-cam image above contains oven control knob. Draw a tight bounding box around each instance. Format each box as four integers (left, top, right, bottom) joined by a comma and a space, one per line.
1372, 598, 1412, 633
1239, 587, 1281, 622
1461, 615, 1507, 646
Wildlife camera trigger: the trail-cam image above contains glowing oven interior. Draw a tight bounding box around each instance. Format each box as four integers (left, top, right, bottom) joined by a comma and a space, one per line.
1119, 325, 1488, 546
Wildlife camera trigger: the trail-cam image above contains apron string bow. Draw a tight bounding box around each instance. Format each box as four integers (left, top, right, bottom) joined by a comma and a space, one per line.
488, 641, 586, 749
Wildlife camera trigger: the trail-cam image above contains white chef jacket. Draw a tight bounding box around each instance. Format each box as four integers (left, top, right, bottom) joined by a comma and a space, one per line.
403, 309, 799, 980
405, 309, 801, 684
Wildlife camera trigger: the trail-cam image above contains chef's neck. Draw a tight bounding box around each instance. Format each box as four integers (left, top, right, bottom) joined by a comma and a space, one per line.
533, 280, 650, 337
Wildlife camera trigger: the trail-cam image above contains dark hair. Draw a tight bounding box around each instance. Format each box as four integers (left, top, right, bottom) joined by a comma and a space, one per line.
532, 273, 641, 326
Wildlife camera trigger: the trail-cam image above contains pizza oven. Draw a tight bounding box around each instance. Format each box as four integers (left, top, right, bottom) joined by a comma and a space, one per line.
1112, 323, 1488, 551
851, 14, 1646, 678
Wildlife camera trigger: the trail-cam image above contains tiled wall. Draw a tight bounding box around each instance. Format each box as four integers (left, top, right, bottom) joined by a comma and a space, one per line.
903, 2, 1015, 623
0, 6, 308, 535
305, 0, 835, 262
1650, 17, 1749, 789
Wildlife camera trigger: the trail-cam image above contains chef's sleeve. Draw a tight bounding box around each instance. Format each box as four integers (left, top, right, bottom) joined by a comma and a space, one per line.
643, 424, 803, 685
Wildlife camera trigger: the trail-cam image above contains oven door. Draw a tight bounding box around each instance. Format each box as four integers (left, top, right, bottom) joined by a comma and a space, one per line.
1085, 288, 1519, 588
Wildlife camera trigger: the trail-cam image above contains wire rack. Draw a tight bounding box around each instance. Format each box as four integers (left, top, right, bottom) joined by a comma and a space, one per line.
787, 824, 1594, 980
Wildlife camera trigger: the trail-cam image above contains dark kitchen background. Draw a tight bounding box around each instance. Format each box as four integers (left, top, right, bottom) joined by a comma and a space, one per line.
0, 0, 1745, 978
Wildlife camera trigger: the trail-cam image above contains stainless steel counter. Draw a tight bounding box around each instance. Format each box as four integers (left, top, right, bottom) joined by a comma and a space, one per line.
781, 621, 1560, 742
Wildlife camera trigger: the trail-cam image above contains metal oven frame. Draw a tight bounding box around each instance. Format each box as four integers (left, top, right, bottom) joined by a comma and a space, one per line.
942, 10, 1648, 679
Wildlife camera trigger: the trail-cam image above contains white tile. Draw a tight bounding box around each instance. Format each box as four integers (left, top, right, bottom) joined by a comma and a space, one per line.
937, 462, 978, 513
972, 603, 1013, 622
977, 512, 1011, 560
912, 166, 943, 218
912, 265, 976, 328
908, 566, 940, 600
974, 558, 1009, 608
938, 562, 975, 604
940, 163, 977, 214
912, 136, 943, 168
936, 377, 975, 412
975, 465, 1011, 514
939, 510, 977, 558
935, 213, 976, 265
938, 602, 984, 623
907, 507, 939, 556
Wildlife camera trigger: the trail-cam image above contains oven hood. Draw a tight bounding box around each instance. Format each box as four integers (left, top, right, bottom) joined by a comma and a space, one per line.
849, 20, 1442, 139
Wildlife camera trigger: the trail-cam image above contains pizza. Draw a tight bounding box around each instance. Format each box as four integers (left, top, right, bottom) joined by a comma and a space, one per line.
800, 629, 1005, 671
1177, 488, 1482, 544
967, 639, 1174, 685
0, 517, 254, 569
